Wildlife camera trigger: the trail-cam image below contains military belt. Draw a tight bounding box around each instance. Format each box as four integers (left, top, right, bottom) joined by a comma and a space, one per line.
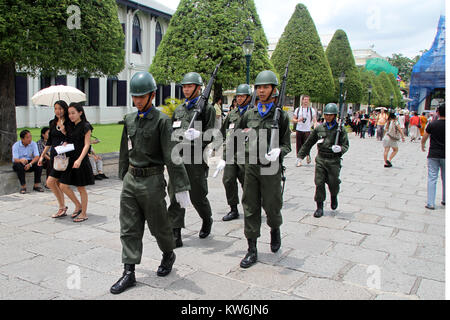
318, 152, 341, 159
129, 165, 164, 177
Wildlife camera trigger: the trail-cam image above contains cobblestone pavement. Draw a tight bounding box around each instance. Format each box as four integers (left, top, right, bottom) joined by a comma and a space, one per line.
0, 134, 445, 300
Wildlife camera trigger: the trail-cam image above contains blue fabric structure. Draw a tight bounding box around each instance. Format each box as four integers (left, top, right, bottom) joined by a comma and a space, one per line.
409, 15, 446, 111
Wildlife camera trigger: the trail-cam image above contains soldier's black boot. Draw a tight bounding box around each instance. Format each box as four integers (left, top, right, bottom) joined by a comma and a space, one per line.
173, 228, 183, 248
240, 239, 258, 268
199, 217, 213, 238
222, 205, 239, 221
110, 264, 136, 294
314, 202, 324, 218
157, 251, 176, 277
331, 196, 338, 210
270, 228, 281, 253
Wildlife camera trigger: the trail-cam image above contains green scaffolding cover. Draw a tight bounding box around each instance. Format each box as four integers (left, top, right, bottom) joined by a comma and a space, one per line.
365, 58, 398, 77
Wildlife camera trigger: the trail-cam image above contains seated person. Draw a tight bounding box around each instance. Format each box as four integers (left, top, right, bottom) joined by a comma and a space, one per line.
36, 127, 51, 186
12, 130, 44, 194
88, 146, 108, 180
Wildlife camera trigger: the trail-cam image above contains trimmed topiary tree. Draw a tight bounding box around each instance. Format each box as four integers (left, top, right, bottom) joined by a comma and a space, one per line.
325, 29, 362, 104
271, 3, 334, 106
149, 0, 273, 103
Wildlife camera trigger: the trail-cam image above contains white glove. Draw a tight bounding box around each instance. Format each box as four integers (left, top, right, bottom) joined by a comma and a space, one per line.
175, 191, 191, 208
213, 160, 226, 178
265, 148, 281, 162
184, 128, 201, 141
331, 145, 342, 153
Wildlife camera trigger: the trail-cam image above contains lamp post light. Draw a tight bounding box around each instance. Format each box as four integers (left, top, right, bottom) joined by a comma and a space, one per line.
368, 84, 373, 114
242, 35, 254, 85
338, 72, 346, 117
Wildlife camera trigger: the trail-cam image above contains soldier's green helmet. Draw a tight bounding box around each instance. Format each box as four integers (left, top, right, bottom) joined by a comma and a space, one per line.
324, 103, 339, 115
181, 72, 203, 86
254, 70, 279, 87
236, 84, 252, 96
130, 72, 157, 96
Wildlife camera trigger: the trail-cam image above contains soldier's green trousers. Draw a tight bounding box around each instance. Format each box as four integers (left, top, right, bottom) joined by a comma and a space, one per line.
314, 156, 342, 203
222, 163, 245, 206
242, 164, 283, 239
120, 172, 175, 264
168, 163, 212, 229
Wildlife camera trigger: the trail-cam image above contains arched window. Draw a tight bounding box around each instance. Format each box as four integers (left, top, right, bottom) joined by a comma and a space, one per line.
155, 22, 162, 53
132, 15, 142, 54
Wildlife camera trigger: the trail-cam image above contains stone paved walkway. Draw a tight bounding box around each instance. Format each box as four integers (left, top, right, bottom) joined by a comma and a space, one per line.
0, 134, 445, 300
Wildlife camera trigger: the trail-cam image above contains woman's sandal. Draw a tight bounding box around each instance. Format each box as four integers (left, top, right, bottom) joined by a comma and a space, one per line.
71, 209, 82, 219
52, 206, 68, 218
20, 188, 26, 194
73, 216, 88, 223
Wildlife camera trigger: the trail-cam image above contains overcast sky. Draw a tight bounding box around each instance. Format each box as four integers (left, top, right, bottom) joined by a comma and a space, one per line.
160, 0, 446, 59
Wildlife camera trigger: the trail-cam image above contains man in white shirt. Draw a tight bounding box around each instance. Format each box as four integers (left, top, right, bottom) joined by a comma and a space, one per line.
293, 95, 317, 167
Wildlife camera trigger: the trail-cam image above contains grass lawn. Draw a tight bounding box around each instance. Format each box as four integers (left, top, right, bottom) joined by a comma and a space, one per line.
17, 124, 123, 154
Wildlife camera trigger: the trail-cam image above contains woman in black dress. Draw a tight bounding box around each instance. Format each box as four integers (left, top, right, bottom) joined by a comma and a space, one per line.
38, 100, 70, 218
59, 102, 95, 223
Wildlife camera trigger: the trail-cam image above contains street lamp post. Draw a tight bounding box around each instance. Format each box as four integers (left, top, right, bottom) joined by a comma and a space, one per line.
242, 35, 254, 85
390, 94, 394, 111
368, 85, 373, 114
339, 72, 346, 117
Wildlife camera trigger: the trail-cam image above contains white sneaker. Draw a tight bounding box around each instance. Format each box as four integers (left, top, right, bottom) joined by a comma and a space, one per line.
296, 159, 302, 167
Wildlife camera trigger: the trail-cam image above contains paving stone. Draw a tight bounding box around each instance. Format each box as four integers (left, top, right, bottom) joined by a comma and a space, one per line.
415, 279, 445, 300
167, 271, 248, 300
383, 255, 444, 282
343, 264, 417, 295
344, 221, 394, 237
360, 235, 417, 256
227, 263, 307, 292
394, 230, 444, 247
308, 227, 366, 246
292, 277, 374, 300
326, 243, 389, 266
278, 249, 348, 279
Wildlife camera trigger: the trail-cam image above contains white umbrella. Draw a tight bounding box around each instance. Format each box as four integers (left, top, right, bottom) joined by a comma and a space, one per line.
375, 107, 388, 111
31, 85, 86, 106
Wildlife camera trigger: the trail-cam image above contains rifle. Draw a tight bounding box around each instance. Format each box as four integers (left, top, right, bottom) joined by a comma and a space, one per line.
249, 89, 257, 109
334, 90, 348, 146
268, 57, 290, 153
188, 59, 223, 129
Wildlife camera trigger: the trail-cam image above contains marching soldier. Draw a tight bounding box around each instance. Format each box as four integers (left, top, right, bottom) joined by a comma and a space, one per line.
238, 71, 291, 268
111, 72, 191, 294
297, 103, 349, 218
215, 84, 252, 221
168, 72, 216, 248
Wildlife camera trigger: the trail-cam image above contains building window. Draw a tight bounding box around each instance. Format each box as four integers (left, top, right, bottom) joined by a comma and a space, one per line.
155, 22, 162, 53
132, 15, 142, 54
15, 73, 28, 106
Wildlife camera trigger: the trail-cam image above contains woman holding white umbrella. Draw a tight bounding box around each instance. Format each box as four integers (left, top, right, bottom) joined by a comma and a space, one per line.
38, 100, 72, 218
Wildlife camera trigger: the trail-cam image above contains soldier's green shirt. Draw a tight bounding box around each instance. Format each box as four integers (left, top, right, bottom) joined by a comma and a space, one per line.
238, 106, 291, 164
220, 107, 248, 161
119, 107, 190, 194
298, 122, 349, 159
171, 101, 216, 150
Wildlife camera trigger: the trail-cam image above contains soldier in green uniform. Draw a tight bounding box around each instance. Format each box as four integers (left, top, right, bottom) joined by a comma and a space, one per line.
110, 72, 191, 295
238, 71, 291, 268
215, 84, 252, 221
168, 72, 216, 248
297, 103, 349, 218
